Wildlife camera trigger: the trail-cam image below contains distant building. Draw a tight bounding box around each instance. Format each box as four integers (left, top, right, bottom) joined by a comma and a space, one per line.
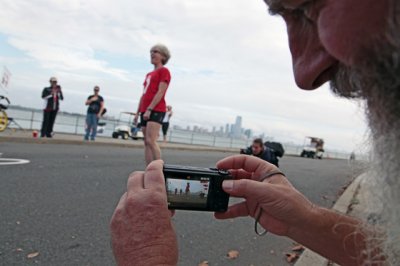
233, 116, 242, 138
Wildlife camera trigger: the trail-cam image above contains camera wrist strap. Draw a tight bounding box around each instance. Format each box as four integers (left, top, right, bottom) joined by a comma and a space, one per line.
254, 170, 286, 236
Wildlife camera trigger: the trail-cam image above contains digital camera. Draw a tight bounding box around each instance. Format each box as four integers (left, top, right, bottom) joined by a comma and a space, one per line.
163, 164, 232, 212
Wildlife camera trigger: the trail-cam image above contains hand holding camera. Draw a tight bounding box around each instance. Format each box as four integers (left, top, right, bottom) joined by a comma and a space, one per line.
110, 160, 178, 266
215, 155, 315, 237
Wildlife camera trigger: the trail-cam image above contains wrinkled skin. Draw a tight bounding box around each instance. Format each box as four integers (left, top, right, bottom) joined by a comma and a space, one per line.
265, 0, 389, 90
214, 155, 316, 237
110, 160, 178, 266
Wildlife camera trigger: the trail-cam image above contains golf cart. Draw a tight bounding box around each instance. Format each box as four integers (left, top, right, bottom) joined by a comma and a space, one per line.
112, 112, 144, 140
300, 136, 324, 159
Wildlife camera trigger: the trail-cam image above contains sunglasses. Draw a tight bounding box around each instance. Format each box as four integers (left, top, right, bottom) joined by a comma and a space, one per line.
150, 50, 161, 54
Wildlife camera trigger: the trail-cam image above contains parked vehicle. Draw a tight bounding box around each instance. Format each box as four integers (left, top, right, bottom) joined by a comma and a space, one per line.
112, 112, 144, 140
300, 137, 324, 159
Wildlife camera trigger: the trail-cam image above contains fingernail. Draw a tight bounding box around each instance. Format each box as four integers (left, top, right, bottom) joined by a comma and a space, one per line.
222, 180, 233, 191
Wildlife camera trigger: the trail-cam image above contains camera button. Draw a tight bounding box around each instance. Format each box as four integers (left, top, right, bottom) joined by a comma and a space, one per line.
218, 169, 229, 175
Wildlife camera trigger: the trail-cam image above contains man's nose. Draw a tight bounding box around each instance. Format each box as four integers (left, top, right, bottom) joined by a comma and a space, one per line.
285, 17, 338, 90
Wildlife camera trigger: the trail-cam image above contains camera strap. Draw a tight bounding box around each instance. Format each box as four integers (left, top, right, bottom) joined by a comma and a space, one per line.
259, 170, 285, 182
254, 170, 286, 236
255, 209, 268, 236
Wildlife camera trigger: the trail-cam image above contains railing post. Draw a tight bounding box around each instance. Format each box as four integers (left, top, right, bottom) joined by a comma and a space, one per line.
190, 133, 194, 145
168, 130, 173, 142
75, 116, 80, 134
30, 111, 35, 130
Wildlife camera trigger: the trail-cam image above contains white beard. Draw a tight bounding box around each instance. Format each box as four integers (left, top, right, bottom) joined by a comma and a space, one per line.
370, 130, 400, 264
329, 10, 400, 262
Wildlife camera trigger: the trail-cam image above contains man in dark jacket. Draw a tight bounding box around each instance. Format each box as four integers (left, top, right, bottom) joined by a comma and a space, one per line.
40, 77, 63, 138
240, 138, 279, 167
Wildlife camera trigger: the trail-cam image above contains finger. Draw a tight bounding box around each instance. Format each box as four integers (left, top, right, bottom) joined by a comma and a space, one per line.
126, 171, 144, 194
111, 192, 127, 221
214, 201, 249, 219
217, 155, 262, 171
143, 159, 165, 192
217, 155, 276, 181
222, 179, 274, 198
228, 169, 252, 180
114, 192, 127, 213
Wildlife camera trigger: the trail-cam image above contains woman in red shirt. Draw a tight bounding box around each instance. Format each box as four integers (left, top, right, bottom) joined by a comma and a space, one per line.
134, 44, 171, 165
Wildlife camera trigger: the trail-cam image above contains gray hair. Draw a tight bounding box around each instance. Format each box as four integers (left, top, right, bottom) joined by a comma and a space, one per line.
151, 43, 171, 65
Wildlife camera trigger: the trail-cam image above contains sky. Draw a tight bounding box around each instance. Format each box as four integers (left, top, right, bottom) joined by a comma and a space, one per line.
0, 0, 369, 152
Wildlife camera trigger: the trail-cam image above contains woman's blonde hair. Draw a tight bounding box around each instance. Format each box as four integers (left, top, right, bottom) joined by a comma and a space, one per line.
151, 44, 171, 65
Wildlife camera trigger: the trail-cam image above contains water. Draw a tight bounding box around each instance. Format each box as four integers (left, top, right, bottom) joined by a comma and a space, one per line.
4, 105, 354, 159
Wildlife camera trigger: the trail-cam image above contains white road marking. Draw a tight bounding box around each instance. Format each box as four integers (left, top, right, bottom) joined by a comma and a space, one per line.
0, 158, 30, 165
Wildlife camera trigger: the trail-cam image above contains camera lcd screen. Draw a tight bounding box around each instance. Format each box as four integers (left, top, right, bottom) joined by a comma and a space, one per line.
166, 176, 210, 209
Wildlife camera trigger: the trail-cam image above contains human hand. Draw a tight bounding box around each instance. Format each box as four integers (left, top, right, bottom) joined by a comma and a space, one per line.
215, 155, 315, 237
143, 110, 151, 120
110, 160, 178, 266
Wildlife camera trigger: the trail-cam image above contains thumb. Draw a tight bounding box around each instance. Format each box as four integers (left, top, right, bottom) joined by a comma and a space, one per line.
222, 179, 270, 198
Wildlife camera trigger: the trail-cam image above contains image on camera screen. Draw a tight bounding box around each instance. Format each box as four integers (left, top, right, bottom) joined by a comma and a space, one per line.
166, 177, 209, 208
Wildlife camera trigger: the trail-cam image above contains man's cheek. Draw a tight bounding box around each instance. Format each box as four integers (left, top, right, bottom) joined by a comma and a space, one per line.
317, 0, 390, 66
316, 12, 353, 66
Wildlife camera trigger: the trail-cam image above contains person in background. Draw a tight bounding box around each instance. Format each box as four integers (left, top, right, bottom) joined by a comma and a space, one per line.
41, 77, 63, 138
240, 138, 279, 167
162, 105, 173, 143
84, 86, 104, 141
134, 44, 172, 165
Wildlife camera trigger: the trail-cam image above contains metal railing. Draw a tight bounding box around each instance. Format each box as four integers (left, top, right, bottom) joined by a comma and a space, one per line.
5, 105, 356, 159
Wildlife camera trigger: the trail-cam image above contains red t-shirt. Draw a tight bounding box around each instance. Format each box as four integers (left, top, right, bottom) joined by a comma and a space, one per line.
139, 67, 171, 113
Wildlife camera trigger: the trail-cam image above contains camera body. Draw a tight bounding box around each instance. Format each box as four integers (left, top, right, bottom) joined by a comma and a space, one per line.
163, 164, 232, 212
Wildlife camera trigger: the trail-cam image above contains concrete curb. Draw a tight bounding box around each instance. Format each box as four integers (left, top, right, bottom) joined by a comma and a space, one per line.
295, 173, 366, 266
0, 131, 239, 153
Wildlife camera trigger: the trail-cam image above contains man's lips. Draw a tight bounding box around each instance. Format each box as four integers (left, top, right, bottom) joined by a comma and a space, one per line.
312, 63, 339, 89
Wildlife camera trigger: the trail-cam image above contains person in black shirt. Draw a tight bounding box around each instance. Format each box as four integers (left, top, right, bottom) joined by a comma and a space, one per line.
40, 77, 64, 138
240, 138, 279, 167
84, 86, 104, 141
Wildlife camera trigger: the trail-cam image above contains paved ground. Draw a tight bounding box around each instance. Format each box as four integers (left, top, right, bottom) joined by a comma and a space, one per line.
0, 142, 363, 266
